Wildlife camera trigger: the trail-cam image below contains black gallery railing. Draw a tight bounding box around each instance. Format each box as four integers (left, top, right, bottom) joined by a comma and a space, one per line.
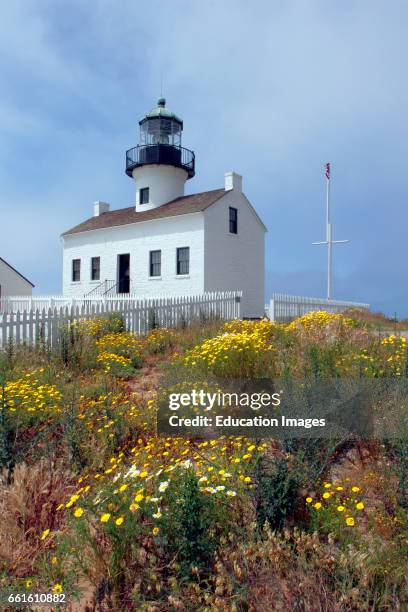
125, 144, 195, 178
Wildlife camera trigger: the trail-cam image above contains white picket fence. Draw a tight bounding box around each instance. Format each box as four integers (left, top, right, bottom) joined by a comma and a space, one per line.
266, 293, 370, 323
0, 291, 242, 349
0, 295, 89, 314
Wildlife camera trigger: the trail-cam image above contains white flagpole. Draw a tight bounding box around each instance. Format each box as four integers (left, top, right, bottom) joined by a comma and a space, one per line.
313, 163, 349, 301
326, 171, 331, 300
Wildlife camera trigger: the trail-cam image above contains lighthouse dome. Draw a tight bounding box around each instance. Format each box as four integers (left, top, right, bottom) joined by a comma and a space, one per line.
142, 97, 183, 125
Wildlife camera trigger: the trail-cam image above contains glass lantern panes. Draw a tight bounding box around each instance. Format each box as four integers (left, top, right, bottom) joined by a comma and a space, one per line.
140, 118, 182, 147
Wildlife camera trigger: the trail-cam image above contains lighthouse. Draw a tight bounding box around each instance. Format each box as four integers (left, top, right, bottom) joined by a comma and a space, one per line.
125, 97, 195, 212
62, 96, 266, 317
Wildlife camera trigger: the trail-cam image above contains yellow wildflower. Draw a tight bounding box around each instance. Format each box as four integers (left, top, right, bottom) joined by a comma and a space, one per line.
40, 529, 50, 541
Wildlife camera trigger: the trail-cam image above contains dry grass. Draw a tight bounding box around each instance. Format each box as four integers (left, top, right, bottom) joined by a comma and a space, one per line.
344, 308, 408, 331
213, 525, 405, 612
0, 459, 75, 576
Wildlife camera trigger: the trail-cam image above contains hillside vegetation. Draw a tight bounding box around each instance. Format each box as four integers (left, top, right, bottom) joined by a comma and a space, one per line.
0, 311, 407, 611
344, 307, 408, 332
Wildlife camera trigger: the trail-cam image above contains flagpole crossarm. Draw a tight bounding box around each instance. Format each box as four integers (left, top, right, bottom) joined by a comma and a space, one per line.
313, 162, 350, 301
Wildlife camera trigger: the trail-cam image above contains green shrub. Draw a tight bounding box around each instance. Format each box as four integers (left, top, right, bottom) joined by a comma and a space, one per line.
252, 455, 300, 530
160, 469, 222, 578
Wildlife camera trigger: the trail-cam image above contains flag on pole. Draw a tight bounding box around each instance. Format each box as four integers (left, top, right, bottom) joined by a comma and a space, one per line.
325, 162, 330, 180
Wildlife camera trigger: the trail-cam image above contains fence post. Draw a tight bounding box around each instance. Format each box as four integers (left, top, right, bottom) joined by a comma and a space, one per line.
269, 299, 275, 321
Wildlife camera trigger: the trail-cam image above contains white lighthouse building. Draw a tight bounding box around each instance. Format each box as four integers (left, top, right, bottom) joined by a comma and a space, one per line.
62, 98, 266, 317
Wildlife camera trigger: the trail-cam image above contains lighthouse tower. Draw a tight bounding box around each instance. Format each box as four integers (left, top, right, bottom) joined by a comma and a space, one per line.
125, 98, 195, 212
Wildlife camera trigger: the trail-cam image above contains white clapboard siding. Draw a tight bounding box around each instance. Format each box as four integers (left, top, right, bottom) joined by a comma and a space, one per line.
0, 291, 242, 349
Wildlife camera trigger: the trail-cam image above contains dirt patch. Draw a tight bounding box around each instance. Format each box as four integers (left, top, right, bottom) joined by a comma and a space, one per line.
67, 577, 95, 611
128, 356, 164, 396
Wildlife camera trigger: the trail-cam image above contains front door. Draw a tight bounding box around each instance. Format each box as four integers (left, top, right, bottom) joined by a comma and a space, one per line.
118, 254, 130, 294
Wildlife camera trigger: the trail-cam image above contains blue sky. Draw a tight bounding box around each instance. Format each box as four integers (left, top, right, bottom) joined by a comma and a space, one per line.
1, 0, 407, 316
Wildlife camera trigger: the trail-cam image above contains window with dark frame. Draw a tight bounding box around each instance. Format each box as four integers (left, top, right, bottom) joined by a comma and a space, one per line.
140, 187, 150, 204
149, 250, 161, 277
176, 247, 190, 275
72, 259, 81, 282
229, 207, 238, 234
91, 256, 100, 281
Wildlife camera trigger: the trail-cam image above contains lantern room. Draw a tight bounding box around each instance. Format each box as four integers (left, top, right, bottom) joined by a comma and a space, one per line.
126, 97, 195, 179
139, 97, 183, 146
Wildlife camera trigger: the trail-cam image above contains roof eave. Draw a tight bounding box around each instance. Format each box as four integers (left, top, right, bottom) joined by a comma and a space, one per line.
61, 189, 227, 238
61, 209, 207, 238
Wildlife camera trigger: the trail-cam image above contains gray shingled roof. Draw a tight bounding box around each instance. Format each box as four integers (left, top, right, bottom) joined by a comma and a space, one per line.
62, 189, 226, 236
